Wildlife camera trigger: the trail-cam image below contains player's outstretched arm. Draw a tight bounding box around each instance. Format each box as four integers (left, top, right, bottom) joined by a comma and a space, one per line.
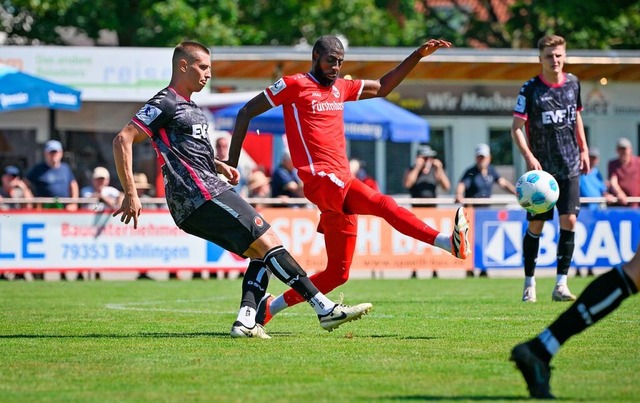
361, 39, 451, 99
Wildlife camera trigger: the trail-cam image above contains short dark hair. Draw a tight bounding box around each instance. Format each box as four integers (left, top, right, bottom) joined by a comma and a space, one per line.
537, 35, 565, 51
312, 35, 344, 57
173, 41, 210, 68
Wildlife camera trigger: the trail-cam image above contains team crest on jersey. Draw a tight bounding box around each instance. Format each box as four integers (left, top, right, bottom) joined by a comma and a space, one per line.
135, 104, 162, 125
514, 95, 526, 113
269, 78, 286, 95
254, 216, 264, 228
332, 85, 340, 98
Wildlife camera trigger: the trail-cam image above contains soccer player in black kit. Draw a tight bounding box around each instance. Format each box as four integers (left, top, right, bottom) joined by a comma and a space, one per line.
112, 41, 372, 339
511, 34, 590, 304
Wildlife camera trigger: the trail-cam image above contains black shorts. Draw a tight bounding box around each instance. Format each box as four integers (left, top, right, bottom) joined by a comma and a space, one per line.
179, 189, 270, 257
527, 176, 580, 221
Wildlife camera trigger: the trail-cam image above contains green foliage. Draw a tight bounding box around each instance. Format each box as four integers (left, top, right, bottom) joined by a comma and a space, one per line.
507, 0, 640, 49
1, 0, 639, 48
0, 277, 639, 401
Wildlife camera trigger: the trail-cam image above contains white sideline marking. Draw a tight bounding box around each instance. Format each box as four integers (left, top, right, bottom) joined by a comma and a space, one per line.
105, 297, 235, 314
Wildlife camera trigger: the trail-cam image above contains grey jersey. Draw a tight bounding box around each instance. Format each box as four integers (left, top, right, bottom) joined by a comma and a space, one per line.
132, 87, 231, 225
513, 73, 583, 179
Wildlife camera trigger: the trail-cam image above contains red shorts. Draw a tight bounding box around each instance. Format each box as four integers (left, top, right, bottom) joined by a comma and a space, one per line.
298, 170, 357, 236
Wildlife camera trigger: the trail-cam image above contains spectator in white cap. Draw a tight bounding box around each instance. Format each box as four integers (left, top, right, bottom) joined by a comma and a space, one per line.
80, 166, 122, 211
455, 143, 516, 277
25, 139, 79, 211
608, 137, 640, 207
455, 143, 516, 204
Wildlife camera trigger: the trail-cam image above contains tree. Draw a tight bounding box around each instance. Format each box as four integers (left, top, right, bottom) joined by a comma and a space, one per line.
1, 0, 639, 49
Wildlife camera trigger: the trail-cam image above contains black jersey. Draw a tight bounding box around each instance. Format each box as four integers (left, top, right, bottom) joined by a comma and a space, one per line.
132, 87, 231, 225
513, 73, 583, 179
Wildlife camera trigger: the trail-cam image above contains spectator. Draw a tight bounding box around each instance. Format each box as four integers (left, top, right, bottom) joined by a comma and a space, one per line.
349, 158, 380, 192
580, 147, 614, 211
1, 165, 34, 210
403, 145, 451, 205
455, 143, 516, 204
25, 140, 79, 211
455, 143, 516, 277
271, 151, 304, 201
133, 172, 166, 210
215, 134, 248, 197
247, 170, 272, 211
80, 166, 122, 212
608, 137, 640, 208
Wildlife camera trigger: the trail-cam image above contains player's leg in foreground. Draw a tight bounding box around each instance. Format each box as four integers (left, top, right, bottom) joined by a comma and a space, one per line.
511, 251, 639, 398
180, 194, 372, 338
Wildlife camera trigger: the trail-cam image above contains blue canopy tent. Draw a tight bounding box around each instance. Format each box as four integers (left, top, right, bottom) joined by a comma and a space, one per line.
213, 97, 429, 142
213, 97, 429, 192
0, 65, 81, 113
0, 64, 82, 143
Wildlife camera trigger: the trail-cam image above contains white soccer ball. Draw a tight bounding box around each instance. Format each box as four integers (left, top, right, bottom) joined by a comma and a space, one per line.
515, 170, 559, 214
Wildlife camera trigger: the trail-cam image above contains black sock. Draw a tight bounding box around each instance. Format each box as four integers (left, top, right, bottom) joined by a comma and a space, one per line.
264, 246, 319, 301
239, 259, 270, 310
556, 229, 575, 276
545, 266, 638, 347
523, 229, 540, 277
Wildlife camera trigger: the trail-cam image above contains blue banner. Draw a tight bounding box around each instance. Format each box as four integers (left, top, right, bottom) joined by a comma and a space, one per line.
473, 208, 639, 270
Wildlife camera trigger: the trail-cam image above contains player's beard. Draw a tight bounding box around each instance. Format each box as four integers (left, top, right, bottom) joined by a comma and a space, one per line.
311, 65, 336, 87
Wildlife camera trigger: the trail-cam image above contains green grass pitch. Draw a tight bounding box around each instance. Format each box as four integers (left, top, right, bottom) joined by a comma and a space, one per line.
1, 277, 638, 402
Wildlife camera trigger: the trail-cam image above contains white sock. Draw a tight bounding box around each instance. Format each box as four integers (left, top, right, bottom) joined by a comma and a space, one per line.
524, 276, 536, 287
309, 293, 336, 316
269, 295, 288, 317
434, 233, 451, 253
236, 306, 256, 328
556, 274, 568, 285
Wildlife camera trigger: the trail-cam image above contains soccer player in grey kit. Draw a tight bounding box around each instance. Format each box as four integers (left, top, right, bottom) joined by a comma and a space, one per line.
112, 41, 372, 339
511, 34, 590, 303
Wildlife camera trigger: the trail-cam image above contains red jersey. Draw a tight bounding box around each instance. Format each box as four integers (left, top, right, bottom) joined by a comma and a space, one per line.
264, 73, 364, 177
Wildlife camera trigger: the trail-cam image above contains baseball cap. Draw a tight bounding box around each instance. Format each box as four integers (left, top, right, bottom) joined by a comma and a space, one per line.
44, 140, 63, 153
616, 137, 632, 149
92, 166, 110, 179
474, 143, 491, 157
589, 147, 600, 157
3, 165, 20, 176
417, 145, 437, 157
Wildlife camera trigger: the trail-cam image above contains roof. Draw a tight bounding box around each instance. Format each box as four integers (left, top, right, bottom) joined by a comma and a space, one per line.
211, 46, 640, 82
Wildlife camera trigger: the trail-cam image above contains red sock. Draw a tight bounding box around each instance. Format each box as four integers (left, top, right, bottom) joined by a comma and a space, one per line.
344, 179, 439, 245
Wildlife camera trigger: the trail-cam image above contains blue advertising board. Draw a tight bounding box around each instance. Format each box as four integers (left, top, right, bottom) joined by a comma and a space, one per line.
473, 208, 639, 270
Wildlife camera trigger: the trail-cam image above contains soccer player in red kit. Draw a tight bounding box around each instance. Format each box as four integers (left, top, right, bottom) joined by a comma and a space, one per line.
227, 36, 470, 326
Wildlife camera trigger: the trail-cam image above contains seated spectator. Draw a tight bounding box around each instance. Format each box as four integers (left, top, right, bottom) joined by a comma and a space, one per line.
133, 172, 166, 209
25, 140, 79, 211
1, 165, 34, 210
80, 166, 122, 211
454, 143, 516, 204
580, 147, 614, 210
247, 170, 272, 210
271, 152, 304, 199
608, 137, 640, 207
